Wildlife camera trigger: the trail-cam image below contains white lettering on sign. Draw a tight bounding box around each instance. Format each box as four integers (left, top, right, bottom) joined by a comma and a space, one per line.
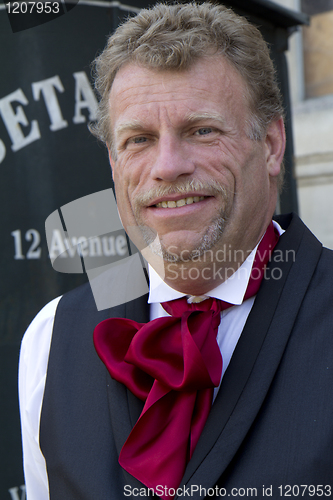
73, 71, 98, 124
0, 138, 6, 163
32, 75, 68, 132
8, 484, 26, 500
11, 229, 128, 261
0, 71, 99, 163
48, 229, 127, 259
11, 229, 42, 259
0, 88, 41, 152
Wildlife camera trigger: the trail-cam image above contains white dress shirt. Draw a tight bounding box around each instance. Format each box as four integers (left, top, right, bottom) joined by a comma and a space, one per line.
19, 222, 283, 499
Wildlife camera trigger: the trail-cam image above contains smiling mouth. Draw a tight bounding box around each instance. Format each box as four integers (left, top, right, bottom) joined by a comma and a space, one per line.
155, 196, 206, 208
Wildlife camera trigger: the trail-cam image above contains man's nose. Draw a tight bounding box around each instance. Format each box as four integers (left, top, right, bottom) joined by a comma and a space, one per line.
150, 135, 195, 182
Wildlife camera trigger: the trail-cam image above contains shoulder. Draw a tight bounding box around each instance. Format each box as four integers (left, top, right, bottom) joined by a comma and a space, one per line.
52, 282, 110, 338
309, 246, 333, 295
276, 212, 333, 264
20, 295, 62, 364
274, 213, 325, 263
19, 282, 94, 388
19, 295, 62, 453
56, 281, 96, 312
275, 213, 333, 307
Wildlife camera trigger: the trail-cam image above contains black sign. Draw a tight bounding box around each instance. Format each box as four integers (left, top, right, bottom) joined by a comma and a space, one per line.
0, 1, 140, 496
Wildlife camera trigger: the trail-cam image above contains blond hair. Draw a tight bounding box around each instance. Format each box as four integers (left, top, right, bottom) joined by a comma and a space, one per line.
90, 2, 284, 153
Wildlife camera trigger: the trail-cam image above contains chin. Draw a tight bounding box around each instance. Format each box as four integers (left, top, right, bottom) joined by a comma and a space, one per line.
147, 237, 187, 263
160, 230, 226, 264
134, 209, 228, 263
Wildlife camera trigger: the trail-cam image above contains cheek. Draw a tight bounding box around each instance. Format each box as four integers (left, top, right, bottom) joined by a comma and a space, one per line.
233, 142, 265, 183
111, 168, 132, 228
113, 158, 133, 199
112, 169, 125, 206
114, 152, 147, 190
112, 160, 145, 224
202, 144, 239, 191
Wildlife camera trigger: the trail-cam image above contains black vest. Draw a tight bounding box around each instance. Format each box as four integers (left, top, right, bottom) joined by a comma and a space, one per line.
40, 214, 333, 499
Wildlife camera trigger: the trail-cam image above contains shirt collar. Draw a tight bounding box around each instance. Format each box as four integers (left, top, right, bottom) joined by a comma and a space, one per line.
148, 220, 284, 305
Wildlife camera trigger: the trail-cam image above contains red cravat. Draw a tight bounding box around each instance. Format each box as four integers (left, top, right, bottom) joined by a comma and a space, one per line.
93, 222, 278, 498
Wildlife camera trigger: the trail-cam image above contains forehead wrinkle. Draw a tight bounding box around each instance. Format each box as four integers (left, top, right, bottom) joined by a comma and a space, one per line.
117, 77, 219, 106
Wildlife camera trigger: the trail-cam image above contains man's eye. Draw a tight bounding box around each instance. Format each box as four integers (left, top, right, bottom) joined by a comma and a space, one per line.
129, 136, 147, 144
196, 127, 214, 136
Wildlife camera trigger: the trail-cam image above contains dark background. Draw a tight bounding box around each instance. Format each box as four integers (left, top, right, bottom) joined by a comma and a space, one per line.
0, 2, 132, 496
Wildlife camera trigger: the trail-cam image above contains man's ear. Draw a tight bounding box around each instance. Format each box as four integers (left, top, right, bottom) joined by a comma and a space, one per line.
265, 117, 286, 178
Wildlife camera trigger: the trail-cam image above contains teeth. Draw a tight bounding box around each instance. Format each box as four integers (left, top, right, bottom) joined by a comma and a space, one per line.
156, 196, 205, 208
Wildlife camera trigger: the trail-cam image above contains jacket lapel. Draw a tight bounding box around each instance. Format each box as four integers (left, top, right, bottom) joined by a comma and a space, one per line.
178, 214, 323, 495
105, 294, 149, 489
124, 293, 150, 425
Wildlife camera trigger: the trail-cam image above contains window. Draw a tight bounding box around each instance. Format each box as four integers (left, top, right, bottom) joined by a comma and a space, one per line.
301, 0, 333, 98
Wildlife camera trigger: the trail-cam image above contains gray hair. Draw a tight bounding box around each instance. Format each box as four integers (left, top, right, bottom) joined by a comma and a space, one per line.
90, 2, 284, 156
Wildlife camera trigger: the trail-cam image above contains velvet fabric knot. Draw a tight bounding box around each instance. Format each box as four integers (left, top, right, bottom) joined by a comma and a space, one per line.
94, 296, 223, 498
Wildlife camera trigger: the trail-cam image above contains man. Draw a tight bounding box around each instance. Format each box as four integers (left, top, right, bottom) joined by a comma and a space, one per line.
19, 2, 333, 499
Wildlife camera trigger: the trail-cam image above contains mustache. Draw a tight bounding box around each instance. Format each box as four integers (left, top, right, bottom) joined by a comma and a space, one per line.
135, 179, 230, 206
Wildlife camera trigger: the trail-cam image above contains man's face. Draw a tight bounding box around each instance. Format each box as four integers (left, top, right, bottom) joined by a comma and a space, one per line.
108, 56, 284, 268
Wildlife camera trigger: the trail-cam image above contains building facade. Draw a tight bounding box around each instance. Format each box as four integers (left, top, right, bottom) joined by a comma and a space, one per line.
274, 0, 333, 248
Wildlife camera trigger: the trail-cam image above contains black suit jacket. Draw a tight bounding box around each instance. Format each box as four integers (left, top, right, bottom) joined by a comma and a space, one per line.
40, 214, 333, 499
